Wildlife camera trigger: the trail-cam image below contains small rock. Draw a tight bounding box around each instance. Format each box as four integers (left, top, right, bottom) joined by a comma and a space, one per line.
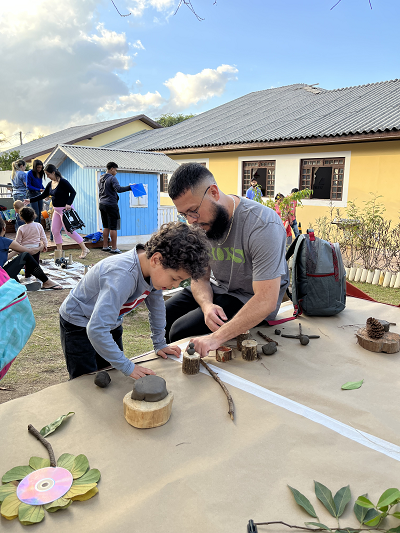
300, 335, 310, 346
94, 371, 111, 388
274, 329, 281, 335
262, 342, 277, 356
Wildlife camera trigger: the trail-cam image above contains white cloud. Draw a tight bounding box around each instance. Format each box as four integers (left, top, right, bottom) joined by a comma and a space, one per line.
132, 40, 145, 49
128, 0, 175, 17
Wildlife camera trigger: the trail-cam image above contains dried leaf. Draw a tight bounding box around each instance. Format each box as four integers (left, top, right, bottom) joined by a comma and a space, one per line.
29, 456, 50, 470
305, 523, 332, 531
40, 412, 74, 438
57, 453, 76, 471
73, 468, 101, 485
70, 454, 89, 479
377, 488, 400, 509
1, 492, 21, 520
314, 481, 337, 517
288, 485, 318, 518
64, 482, 97, 499
70, 486, 99, 501
0, 482, 17, 502
334, 485, 351, 517
18, 503, 45, 525
44, 497, 72, 513
1, 465, 34, 484
341, 380, 364, 390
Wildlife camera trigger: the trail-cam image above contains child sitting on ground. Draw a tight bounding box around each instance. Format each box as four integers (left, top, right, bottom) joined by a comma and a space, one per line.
15, 207, 47, 279
59, 221, 211, 380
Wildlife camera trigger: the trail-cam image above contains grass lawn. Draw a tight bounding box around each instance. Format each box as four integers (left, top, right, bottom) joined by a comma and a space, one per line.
349, 281, 400, 306
0, 248, 153, 404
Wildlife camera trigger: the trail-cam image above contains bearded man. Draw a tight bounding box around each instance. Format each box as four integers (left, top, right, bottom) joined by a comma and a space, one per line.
165, 163, 289, 357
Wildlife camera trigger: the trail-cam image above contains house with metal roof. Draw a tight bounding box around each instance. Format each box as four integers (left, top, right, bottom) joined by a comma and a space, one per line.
45, 144, 179, 244
105, 79, 400, 224
1, 114, 161, 165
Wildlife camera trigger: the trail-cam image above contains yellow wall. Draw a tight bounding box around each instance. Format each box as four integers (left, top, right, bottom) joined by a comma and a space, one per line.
161, 140, 400, 226
74, 119, 153, 148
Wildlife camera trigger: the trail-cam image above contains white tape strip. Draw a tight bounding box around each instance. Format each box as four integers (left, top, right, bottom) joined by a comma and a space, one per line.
172, 343, 400, 461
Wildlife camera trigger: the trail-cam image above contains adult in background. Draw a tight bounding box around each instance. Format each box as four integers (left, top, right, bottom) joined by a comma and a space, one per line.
246, 177, 259, 200
165, 163, 289, 357
289, 187, 300, 238
0, 217, 62, 290
26, 160, 45, 221
98, 162, 132, 254
11, 159, 27, 230
25, 164, 90, 259
275, 193, 293, 246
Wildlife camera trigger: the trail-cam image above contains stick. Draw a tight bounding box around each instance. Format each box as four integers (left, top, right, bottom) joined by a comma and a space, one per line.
28, 424, 56, 467
200, 359, 235, 421
254, 522, 384, 532
257, 331, 278, 345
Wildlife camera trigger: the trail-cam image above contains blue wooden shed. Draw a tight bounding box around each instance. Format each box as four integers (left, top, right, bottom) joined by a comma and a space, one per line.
44, 144, 179, 244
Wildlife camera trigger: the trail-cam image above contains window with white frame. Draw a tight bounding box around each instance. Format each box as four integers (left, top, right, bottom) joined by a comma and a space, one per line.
129, 184, 148, 208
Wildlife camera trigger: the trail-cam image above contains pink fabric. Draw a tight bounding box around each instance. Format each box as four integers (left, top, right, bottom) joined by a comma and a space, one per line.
0, 266, 10, 285
0, 359, 16, 381
16, 222, 47, 248
52, 207, 83, 245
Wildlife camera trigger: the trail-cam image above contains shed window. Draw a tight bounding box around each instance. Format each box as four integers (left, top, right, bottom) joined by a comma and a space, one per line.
160, 174, 169, 193
242, 160, 275, 197
130, 184, 148, 208
300, 158, 345, 200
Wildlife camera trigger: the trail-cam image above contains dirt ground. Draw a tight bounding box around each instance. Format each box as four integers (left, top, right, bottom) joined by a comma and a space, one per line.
0, 248, 153, 404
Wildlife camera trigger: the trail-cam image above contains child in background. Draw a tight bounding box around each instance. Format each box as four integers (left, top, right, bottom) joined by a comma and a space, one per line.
13, 200, 26, 231
16, 207, 47, 280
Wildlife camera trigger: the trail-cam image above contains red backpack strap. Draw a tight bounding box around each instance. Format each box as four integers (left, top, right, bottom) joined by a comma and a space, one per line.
265, 303, 302, 326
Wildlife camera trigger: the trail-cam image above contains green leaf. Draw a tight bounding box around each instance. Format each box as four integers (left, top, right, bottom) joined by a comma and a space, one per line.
70, 486, 99, 501
44, 497, 72, 513
57, 453, 76, 471
73, 468, 101, 485
387, 527, 400, 533
70, 454, 89, 479
29, 456, 50, 470
0, 492, 21, 520
391, 514, 400, 520
337, 529, 361, 533
314, 481, 337, 518
363, 509, 381, 524
334, 485, 351, 517
354, 496, 375, 509
288, 485, 318, 518
354, 495, 373, 523
1, 465, 34, 484
0, 482, 17, 502
377, 489, 400, 509
305, 523, 332, 531
40, 412, 75, 438
18, 503, 45, 525
65, 482, 97, 499
341, 380, 364, 390
364, 512, 384, 526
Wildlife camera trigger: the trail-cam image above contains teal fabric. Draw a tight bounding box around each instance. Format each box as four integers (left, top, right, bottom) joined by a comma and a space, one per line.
0, 278, 36, 379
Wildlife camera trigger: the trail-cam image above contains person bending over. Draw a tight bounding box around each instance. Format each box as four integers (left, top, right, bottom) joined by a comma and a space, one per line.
59, 221, 211, 380
165, 162, 289, 357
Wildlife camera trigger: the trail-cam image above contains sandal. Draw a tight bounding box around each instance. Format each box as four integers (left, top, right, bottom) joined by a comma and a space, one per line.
42, 284, 63, 290
79, 248, 91, 259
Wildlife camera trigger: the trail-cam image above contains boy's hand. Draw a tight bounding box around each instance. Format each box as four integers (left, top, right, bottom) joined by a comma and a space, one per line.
129, 365, 156, 379
157, 345, 181, 359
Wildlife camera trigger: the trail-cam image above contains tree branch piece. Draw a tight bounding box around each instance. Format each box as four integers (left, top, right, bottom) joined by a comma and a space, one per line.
254, 521, 384, 531
257, 331, 278, 345
174, 0, 204, 21
200, 359, 234, 421
110, 0, 131, 17
28, 424, 56, 467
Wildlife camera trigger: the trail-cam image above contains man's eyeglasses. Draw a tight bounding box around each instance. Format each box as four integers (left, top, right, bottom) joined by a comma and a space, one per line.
178, 186, 210, 221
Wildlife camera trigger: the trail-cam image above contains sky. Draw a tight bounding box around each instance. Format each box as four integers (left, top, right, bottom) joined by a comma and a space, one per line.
1, 0, 400, 148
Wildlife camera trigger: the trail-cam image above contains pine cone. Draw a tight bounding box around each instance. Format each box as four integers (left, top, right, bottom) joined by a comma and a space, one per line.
366, 317, 385, 339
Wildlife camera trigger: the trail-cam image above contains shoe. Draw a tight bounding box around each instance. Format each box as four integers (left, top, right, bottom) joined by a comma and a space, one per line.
25, 282, 42, 292
102, 246, 111, 251
109, 248, 122, 254
79, 248, 91, 259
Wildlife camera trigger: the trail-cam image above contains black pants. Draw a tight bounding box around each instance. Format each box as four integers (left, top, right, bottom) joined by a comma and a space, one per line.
165, 287, 244, 343
4, 252, 48, 283
60, 315, 124, 379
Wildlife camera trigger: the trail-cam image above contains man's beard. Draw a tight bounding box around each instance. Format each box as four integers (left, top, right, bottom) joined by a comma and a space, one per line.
204, 203, 231, 240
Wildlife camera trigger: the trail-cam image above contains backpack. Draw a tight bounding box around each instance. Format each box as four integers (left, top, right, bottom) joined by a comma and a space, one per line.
0, 267, 36, 380
286, 230, 346, 317
63, 208, 85, 233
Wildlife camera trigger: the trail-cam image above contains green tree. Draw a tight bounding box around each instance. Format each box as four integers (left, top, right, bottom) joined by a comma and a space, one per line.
155, 113, 196, 127
0, 150, 22, 171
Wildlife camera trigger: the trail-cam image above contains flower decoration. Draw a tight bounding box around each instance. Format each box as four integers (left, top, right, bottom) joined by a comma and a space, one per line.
0, 425, 100, 526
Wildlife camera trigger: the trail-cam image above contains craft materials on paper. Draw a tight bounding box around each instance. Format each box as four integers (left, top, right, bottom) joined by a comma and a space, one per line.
16, 466, 73, 505
356, 316, 400, 354
182, 342, 200, 374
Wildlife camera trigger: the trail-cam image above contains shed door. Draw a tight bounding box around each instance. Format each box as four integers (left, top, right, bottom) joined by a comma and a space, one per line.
116, 172, 158, 237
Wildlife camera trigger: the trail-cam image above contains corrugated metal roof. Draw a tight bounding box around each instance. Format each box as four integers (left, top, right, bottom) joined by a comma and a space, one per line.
105, 80, 400, 151
0, 115, 161, 160
46, 144, 179, 174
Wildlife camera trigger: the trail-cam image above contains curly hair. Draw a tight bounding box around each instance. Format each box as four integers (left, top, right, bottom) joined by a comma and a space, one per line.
20, 207, 36, 223
144, 222, 210, 281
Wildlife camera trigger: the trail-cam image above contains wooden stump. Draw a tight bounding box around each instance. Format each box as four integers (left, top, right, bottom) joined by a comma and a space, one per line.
356, 327, 400, 354
182, 351, 200, 374
216, 346, 232, 363
237, 331, 250, 351
242, 339, 258, 361
123, 391, 174, 428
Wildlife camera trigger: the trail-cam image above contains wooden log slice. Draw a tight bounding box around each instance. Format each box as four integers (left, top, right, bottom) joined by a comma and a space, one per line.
182, 351, 200, 374
242, 339, 258, 361
356, 327, 400, 354
216, 346, 232, 363
123, 391, 174, 429
237, 331, 251, 351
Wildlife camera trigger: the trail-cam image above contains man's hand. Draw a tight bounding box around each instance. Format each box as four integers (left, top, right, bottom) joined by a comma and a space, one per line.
129, 365, 156, 379
189, 334, 221, 358
23, 199, 30, 205
157, 345, 181, 359
202, 303, 228, 332
65, 204, 72, 211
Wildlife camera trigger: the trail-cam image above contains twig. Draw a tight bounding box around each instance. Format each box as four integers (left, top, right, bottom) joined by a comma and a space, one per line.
318, 328, 330, 338
254, 522, 384, 531
34, 333, 45, 339
0, 386, 15, 391
174, 0, 204, 20
257, 331, 278, 346
28, 424, 56, 467
111, 0, 131, 16
260, 363, 270, 374
200, 359, 234, 421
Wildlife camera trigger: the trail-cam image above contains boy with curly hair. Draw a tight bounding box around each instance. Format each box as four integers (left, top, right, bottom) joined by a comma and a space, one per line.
59, 222, 210, 380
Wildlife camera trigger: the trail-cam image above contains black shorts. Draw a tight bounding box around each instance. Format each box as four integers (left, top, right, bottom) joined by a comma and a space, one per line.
99, 203, 120, 230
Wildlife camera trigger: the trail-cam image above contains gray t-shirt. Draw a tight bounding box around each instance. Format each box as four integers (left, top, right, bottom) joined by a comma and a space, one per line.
209, 197, 289, 321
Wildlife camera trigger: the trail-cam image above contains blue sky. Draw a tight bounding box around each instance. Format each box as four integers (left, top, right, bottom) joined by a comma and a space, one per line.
1, 0, 399, 144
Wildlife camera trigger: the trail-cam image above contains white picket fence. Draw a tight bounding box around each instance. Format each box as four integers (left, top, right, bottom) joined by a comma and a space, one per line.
158, 206, 177, 228
345, 267, 400, 288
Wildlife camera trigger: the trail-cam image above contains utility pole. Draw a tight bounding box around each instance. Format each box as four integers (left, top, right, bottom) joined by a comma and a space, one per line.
19, 131, 23, 145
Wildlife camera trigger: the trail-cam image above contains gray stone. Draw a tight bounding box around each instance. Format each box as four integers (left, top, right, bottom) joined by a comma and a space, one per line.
131, 375, 168, 402
94, 371, 111, 388
262, 342, 277, 356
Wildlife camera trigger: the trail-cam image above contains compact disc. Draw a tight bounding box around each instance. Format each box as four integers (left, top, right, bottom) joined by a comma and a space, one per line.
17, 467, 73, 505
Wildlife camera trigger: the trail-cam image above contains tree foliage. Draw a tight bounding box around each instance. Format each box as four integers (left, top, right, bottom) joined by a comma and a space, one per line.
0, 150, 22, 171
155, 113, 196, 128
